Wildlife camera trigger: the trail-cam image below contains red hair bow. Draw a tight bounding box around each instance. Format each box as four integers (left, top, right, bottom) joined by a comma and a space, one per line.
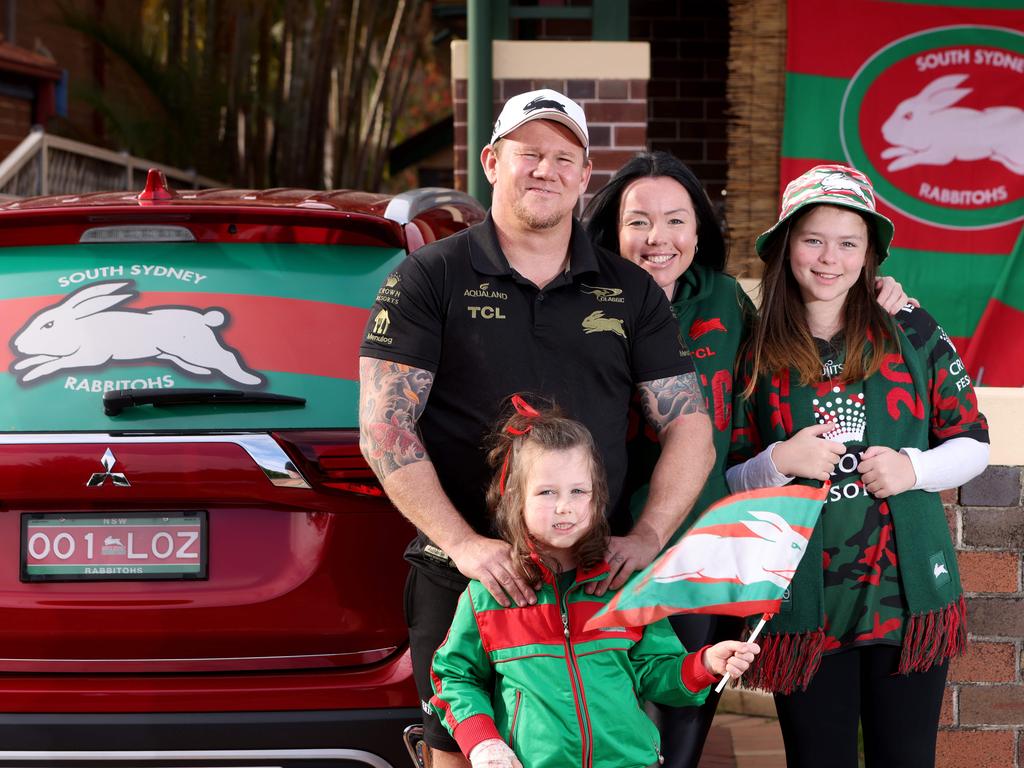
499, 395, 540, 494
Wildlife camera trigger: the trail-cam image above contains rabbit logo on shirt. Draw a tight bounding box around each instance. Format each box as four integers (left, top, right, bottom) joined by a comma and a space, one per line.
881, 74, 1024, 175
9, 280, 264, 387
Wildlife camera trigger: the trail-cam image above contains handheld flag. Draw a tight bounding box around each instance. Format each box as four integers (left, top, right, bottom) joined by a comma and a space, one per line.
584, 484, 828, 632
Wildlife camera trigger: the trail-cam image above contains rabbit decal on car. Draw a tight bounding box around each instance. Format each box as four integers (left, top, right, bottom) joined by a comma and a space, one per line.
10, 280, 264, 386
880, 73, 1024, 174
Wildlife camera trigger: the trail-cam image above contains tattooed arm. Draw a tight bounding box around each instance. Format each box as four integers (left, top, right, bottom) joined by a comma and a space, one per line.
358, 357, 535, 607
594, 370, 714, 594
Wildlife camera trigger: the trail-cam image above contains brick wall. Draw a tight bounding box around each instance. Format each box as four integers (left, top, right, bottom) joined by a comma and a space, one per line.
10, 0, 160, 144
446, 0, 732, 207
0, 94, 31, 158
513, 2, 730, 201
452, 77, 648, 210
938, 465, 1024, 767
630, 2, 730, 199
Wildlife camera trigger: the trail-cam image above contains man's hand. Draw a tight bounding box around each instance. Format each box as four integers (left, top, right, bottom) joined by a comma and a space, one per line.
469, 739, 522, 768
360, 358, 536, 606
448, 534, 536, 608
859, 446, 916, 498
874, 275, 918, 315
771, 424, 846, 481
702, 641, 761, 679
588, 525, 662, 596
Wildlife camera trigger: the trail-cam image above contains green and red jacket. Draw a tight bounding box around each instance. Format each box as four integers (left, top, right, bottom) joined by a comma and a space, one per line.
430, 562, 715, 768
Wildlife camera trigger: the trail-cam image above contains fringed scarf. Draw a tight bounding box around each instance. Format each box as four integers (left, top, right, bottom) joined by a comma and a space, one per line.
733, 313, 971, 694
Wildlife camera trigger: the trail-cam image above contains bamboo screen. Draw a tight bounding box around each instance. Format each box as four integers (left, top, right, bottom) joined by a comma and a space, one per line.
725, 0, 787, 278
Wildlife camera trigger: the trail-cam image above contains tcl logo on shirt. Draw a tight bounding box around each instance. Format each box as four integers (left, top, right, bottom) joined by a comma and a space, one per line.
467, 306, 506, 319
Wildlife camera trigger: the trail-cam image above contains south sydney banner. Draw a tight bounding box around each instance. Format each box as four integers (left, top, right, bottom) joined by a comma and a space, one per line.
782, 0, 1024, 385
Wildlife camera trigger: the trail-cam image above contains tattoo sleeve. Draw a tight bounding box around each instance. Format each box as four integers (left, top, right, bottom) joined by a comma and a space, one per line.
359, 357, 434, 479
638, 372, 707, 435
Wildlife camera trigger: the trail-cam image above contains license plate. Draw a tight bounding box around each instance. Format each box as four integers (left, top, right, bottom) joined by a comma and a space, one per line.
21, 512, 208, 582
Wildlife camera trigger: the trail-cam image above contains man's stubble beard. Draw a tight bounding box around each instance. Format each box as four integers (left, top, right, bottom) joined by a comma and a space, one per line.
511, 198, 569, 231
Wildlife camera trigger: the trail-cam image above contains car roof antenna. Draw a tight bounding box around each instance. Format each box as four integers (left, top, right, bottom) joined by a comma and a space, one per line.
138, 168, 175, 203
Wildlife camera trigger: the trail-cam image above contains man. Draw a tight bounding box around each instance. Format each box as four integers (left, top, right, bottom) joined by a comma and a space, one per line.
359, 89, 713, 768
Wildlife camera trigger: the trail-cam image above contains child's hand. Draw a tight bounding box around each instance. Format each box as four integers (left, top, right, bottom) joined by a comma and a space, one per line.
469, 738, 523, 768
702, 640, 760, 680
859, 446, 916, 498
771, 424, 845, 481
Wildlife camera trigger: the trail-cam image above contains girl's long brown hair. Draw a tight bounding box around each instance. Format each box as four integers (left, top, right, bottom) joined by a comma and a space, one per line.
743, 204, 896, 397
485, 396, 610, 584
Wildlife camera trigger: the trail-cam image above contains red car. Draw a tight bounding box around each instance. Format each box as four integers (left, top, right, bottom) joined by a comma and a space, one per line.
0, 171, 484, 767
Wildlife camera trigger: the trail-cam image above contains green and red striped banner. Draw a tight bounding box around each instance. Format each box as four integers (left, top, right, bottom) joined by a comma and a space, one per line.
783, 0, 1024, 384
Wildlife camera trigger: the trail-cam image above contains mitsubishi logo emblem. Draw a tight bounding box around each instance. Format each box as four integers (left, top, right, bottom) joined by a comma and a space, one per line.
87, 448, 131, 487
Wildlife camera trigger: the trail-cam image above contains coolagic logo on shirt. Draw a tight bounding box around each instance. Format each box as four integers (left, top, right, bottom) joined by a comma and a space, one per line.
840, 25, 1024, 229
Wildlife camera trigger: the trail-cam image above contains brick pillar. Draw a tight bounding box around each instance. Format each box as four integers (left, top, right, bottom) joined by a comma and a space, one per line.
451, 41, 650, 211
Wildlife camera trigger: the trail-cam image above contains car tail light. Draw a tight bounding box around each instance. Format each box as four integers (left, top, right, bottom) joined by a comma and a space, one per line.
272, 430, 385, 497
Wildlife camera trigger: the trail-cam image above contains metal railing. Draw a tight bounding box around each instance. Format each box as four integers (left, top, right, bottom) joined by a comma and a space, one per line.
0, 128, 221, 198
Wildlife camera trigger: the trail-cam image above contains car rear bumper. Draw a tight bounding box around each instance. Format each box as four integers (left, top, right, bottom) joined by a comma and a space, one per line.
0, 707, 420, 767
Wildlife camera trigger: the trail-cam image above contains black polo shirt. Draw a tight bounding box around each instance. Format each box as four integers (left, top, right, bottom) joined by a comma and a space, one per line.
359, 213, 694, 579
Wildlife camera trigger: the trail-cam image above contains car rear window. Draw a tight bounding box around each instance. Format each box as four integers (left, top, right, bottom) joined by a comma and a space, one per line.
0, 242, 405, 431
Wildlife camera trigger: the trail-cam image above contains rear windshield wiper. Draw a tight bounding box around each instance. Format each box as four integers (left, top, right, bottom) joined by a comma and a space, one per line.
103, 388, 306, 416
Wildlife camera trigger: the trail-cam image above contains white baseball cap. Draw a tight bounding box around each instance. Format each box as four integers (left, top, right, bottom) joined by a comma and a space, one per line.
490, 88, 589, 150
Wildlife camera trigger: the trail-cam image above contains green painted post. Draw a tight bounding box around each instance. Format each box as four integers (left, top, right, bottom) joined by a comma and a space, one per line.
468, 0, 493, 207
592, 0, 629, 41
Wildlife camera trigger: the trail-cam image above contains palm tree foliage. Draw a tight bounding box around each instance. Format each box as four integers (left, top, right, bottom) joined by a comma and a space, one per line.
58, 0, 430, 189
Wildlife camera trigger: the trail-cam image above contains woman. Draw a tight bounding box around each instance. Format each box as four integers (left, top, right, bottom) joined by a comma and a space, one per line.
727, 164, 989, 768
583, 153, 919, 768
583, 152, 756, 768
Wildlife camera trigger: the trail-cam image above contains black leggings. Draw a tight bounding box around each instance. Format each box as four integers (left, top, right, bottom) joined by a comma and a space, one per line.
773, 645, 948, 768
654, 613, 744, 768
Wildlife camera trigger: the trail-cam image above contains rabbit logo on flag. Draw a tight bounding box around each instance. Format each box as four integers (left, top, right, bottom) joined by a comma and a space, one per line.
584, 484, 828, 632
840, 25, 1024, 229
652, 510, 809, 589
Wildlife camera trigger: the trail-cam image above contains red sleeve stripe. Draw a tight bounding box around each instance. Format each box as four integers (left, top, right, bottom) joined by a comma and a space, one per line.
681, 646, 719, 693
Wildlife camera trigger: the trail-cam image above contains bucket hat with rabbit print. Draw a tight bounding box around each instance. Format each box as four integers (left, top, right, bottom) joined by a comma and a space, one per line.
756, 164, 895, 262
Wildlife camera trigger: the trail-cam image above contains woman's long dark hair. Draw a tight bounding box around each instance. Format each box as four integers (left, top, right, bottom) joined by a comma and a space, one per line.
582, 150, 726, 272
743, 204, 896, 394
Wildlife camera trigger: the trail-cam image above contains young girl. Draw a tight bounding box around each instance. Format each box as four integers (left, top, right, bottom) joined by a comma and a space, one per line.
727, 165, 989, 768
430, 396, 759, 768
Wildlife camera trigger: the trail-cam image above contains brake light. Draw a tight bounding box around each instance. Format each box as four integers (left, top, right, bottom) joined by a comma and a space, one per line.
272, 430, 385, 497
79, 225, 196, 243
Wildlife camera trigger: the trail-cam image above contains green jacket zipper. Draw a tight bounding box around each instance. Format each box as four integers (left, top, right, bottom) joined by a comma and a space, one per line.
556, 577, 594, 768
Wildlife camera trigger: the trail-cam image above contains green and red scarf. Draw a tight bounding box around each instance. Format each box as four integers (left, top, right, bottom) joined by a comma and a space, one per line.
730, 307, 987, 693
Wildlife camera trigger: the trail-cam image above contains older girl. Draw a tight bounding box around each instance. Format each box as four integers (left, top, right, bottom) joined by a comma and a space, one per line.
727, 164, 989, 768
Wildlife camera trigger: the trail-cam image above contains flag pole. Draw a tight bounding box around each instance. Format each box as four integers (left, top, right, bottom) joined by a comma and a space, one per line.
714, 612, 772, 693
